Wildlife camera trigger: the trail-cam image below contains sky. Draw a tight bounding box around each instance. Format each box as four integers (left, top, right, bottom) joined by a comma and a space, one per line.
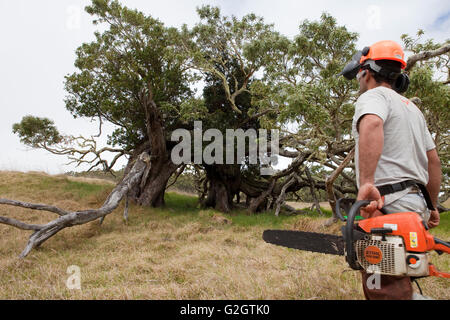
0, 0, 449, 174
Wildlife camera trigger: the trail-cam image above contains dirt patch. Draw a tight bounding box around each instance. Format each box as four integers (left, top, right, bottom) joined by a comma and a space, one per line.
286, 201, 332, 211
63, 176, 116, 185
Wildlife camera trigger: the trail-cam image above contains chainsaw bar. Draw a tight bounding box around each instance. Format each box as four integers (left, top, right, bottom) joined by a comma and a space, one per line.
263, 230, 345, 256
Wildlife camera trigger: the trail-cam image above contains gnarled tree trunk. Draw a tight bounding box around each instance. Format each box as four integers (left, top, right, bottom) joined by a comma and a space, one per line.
122, 85, 181, 208
202, 164, 242, 212
137, 158, 179, 207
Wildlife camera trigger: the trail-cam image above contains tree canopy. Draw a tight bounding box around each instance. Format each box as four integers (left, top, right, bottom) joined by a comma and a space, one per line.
12, 1, 450, 215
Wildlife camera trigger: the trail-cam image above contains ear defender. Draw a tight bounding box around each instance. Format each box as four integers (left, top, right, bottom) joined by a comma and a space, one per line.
393, 73, 410, 93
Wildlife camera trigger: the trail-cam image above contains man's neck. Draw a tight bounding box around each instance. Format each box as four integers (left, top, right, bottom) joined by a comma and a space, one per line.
370, 82, 392, 90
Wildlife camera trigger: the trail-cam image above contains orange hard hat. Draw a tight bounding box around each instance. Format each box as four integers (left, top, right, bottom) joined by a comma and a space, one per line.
360, 40, 407, 69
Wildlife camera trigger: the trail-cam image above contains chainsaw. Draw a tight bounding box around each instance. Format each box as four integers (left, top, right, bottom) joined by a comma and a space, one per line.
263, 199, 450, 278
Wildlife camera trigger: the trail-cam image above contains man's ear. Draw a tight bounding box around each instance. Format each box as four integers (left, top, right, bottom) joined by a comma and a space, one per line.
361, 70, 368, 80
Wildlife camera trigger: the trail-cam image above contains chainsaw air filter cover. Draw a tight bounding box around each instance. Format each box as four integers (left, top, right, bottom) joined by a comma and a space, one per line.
356, 235, 429, 277
356, 236, 406, 275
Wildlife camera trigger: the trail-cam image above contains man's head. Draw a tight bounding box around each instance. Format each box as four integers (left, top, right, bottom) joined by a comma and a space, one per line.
340, 40, 409, 94
357, 59, 402, 94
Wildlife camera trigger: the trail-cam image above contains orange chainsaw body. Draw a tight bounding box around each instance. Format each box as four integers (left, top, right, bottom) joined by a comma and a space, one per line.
356, 212, 450, 278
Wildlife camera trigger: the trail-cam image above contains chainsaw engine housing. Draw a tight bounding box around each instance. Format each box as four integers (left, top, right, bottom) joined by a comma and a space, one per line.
355, 235, 429, 277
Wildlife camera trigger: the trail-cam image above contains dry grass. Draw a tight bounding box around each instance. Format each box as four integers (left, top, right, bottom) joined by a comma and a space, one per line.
0, 171, 448, 300
444, 198, 450, 209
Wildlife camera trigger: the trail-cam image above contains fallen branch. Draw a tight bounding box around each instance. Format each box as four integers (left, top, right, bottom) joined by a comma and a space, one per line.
305, 167, 323, 215
274, 175, 296, 217
324, 147, 355, 226
0, 199, 70, 216
0, 152, 150, 258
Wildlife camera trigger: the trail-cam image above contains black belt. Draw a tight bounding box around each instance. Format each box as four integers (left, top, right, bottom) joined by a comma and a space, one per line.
376, 180, 435, 211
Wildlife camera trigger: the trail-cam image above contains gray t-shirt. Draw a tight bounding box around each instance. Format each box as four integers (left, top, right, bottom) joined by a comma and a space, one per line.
352, 86, 435, 204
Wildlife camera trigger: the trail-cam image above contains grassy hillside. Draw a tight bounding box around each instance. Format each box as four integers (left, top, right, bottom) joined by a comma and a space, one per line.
0, 172, 448, 300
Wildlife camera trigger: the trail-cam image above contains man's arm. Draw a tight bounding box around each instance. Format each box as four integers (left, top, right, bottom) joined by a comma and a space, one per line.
426, 148, 442, 228
356, 114, 385, 217
426, 148, 442, 208
357, 114, 384, 186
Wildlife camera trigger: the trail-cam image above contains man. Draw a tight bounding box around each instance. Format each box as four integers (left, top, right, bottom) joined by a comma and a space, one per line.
342, 40, 442, 300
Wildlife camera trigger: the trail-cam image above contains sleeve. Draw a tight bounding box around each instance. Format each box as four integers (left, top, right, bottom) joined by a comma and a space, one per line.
354, 88, 390, 132
423, 122, 436, 151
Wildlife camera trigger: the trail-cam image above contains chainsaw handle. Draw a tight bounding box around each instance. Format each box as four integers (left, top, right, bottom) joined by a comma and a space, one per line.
345, 200, 371, 270
428, 265, 450, 278
336, 198, 388, 222
335, 198, 355, 222
433, 238, 450, 254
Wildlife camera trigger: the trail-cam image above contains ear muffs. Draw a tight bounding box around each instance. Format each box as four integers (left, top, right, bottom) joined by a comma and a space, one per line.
392, 73, 410, 93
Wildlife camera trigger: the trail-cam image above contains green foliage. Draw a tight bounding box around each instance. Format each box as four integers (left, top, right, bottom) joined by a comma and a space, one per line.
251, 13, 360, 198
65, 0, 193, 150
179, 5, 280, 116
276, 13, 359, 135
253, 13, 360, 142
12, 116, 62, 148
402, 32, 450, 198
177, 98, 209, 124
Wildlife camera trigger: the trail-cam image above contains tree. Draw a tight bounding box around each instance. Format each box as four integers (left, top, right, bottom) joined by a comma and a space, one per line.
246, 13, 360, 217
176, 6, 284, 212
402, 31, 450, 207
14, 0, 196, 207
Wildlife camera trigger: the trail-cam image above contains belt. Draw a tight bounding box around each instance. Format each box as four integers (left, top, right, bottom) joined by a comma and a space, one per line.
376, 180, 435, 211
377, 180, 417, 196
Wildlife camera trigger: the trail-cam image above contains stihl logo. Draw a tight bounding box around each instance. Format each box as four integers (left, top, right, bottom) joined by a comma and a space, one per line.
364, 246, 383, 264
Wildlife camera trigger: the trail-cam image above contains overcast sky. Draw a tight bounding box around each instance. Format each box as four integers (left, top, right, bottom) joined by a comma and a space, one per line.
0, 0, 449, 174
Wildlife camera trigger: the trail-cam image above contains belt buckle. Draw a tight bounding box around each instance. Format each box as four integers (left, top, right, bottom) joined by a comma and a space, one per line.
392, 183, 404, 193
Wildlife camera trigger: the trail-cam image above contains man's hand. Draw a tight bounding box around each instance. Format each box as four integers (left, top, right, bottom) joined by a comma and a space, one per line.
357, 183, 384, 219
427, 209, 440, 229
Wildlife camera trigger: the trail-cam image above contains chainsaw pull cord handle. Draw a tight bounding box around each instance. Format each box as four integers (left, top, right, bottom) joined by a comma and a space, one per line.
345, 200, 371, 270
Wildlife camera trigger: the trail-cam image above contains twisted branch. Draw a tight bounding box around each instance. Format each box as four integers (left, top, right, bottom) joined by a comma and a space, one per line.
0, 152, 150, 258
